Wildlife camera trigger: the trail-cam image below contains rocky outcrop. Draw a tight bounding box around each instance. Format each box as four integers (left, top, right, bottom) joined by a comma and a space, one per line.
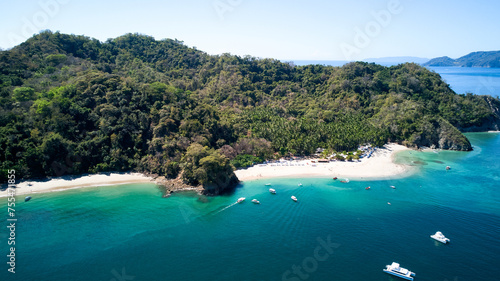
200, 172, 239, 196
459, 96, 500, 132
155, 175, 204, 197
154, 171, 239, 197
409, 116, 472, 151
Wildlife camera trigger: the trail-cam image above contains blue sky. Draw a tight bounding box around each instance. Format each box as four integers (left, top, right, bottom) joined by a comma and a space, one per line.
1, 0, 499, 60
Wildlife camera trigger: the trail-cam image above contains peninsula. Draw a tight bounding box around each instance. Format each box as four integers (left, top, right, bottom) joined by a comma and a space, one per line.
1, 31, 500, 194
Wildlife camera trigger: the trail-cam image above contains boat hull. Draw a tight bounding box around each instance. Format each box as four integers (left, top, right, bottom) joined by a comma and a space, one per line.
431, 236, 450, 244
383, 269, 414, 280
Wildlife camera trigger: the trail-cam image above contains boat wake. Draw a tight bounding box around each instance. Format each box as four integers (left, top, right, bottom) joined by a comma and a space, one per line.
211, 201, 239, 215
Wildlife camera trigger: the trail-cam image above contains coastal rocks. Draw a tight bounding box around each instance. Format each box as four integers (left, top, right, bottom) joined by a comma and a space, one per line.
458, 96, 500, 132
155, 176, 204, 197
200, 172, 239, 196
154, 171, 239, 197
409, 116, 472, 151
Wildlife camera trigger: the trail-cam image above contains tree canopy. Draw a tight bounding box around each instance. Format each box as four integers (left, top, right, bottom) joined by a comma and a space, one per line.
1, 31, 499, 184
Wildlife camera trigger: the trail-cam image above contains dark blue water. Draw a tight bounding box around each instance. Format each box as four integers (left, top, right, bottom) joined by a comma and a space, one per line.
1, 132, 499, 281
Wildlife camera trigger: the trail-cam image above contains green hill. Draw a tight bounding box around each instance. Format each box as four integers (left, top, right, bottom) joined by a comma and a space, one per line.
423, 51, 500, 67
1, 31, 500, 188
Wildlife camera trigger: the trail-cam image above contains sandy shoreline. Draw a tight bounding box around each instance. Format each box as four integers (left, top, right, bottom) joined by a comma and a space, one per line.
0, 173, 155, 198
1, 143, 414, 197
234, 143, 415, 181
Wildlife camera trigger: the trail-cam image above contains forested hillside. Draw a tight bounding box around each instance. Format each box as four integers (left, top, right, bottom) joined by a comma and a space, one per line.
1, 31, 499, 188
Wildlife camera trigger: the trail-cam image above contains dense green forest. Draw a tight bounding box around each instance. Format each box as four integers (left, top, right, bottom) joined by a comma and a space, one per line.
1, 31, 499, 188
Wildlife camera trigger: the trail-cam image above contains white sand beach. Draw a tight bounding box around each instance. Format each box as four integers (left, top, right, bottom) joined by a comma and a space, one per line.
1, 143, 413, 197
234, 143, 414, 181
0, 173, 154, 198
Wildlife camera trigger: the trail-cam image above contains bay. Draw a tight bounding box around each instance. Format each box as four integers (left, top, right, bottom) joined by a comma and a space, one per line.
1, 133, 499, 280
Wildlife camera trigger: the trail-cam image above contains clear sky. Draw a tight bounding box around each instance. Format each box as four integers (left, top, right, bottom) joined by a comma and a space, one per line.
1, 0, 499, 61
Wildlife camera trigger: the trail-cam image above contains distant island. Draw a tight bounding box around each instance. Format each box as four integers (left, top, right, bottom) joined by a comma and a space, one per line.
423, 51, 500, 68
1, 31, 500, 194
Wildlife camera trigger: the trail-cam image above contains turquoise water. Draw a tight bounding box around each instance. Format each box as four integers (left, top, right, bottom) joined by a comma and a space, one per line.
1, 132, 499, 281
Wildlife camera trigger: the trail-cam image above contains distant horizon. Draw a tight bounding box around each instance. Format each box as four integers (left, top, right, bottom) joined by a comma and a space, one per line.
5, 30, 499, 66
2, 1, 500, 60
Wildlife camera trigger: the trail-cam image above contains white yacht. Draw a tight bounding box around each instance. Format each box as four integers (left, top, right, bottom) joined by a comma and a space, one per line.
430, 231, 450, 244
269, 188, 276, 194
291, 196, 298, 202
383, 262, 415, 280
237, 197, 245, 203
251, 199, 260, 204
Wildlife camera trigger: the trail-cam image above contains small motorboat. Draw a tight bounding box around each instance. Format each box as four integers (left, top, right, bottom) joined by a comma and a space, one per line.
387, 202, 391, 205
430, 231, 450, 244
269, 188, 276, 194
25, 196, 32, 202
237, 197, 246, 203
340, 178, 349, 183
390, 185, 396, 189
291, 196, 298, 202
383, 262, 415, 280
333, 177, 338, 180
446, 166, 451, 170
251, 199, 260, 204
265, 183, 272, 186
298, 183, 303, 187
365, 186, 371, 190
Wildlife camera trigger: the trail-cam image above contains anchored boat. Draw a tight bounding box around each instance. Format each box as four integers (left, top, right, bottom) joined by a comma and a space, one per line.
383, 262, 415, 280
430, 231, 450, 244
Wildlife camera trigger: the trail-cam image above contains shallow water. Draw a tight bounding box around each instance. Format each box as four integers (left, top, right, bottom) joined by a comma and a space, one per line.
1, 133, 499, 280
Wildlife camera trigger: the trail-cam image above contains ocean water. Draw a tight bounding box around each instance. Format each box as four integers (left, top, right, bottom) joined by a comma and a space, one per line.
1, 132, 499, 281
427, 67, 500, 98
293, 60, 500, 98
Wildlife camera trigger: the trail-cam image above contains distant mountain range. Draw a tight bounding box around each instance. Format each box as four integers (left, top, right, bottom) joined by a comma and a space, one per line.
423, 51, 500, 68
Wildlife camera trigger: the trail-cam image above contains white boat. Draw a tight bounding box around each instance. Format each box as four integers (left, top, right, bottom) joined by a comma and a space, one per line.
237, 197, 245, 203
383, 262, 415, 280
291, 196, 298, 202
430, 231, 450, 244
269, 188, 276, 194
265, 183, 272, 186
390, 185, 396, 189
298, 183, 303, 187
251, 199, 260, 204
